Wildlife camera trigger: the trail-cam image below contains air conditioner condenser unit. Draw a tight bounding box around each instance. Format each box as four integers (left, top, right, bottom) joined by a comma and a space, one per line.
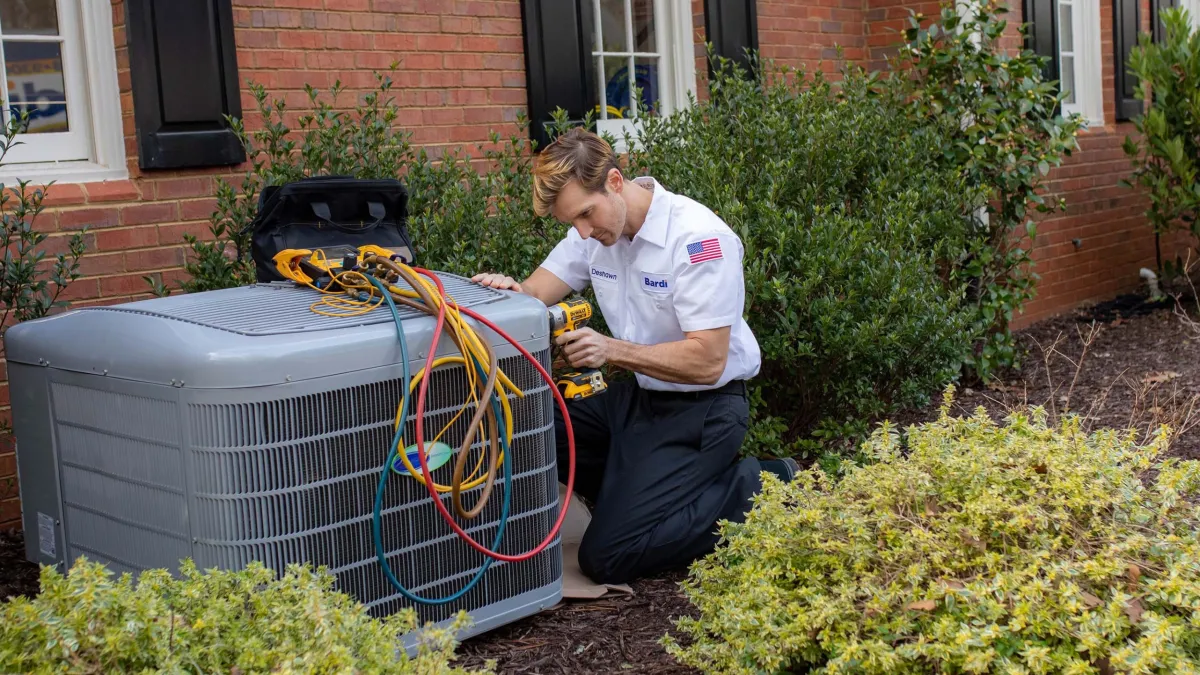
5, 274, 563, 648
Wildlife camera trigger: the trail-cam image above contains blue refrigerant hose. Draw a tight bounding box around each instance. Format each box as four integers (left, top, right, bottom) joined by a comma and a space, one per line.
367, 274, 513, 606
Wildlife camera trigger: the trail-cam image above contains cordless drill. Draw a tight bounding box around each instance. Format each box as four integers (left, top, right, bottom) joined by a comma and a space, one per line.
547, 298, 608, 400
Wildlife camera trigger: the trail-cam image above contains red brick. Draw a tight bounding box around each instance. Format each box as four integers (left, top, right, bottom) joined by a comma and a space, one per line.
0, 453, 15, 480
465, 107, 504, 124
100, 273, 159, 297
180, 198, 219, 222
120, 203, 177, 227
278, 30, 325, 49
84, 180, 140, 203
238, 29, 278, 48
58, 207, 120, 230
307, 51, 356, 69
424, 108, 465, 126
58, 279, 100, 301
0, 498, 20, 527
326, 0, 369, 8
403, 53, 441, 70
76, 252, 124, 277
257, 50, 307, 69
327, 32, 374, 50
158, 222, 214, 244
440, 16, 478, 33
417, 34, 460, 51
444, 53, 485, 69
480, 17, 521, 35
490, 88, 526, 105
96, 226, 160, 252
376, 33, 418, 51
351, 13, 393, 30
460, 36, 502, 52
125, 247, 185, 272
40, 183, 86, 207
483, 54, 523, 70
149, 177, 213, 200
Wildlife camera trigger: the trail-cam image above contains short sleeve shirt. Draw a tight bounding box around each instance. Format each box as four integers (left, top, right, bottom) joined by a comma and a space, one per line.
538, 176, 761, 392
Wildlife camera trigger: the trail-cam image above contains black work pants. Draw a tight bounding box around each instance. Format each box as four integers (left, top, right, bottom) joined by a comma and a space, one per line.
553, 378, 763, 584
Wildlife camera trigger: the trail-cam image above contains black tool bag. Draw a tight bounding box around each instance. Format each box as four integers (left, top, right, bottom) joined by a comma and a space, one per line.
247, 175, 416, 283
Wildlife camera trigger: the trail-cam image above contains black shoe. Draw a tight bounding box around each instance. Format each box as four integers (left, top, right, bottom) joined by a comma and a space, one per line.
760, 457, 800, 482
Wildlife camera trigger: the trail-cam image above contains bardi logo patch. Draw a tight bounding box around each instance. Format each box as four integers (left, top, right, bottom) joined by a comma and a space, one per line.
641, 272, 671, 293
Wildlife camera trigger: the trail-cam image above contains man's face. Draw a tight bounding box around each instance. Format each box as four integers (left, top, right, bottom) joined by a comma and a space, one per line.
551, 171, 627, 246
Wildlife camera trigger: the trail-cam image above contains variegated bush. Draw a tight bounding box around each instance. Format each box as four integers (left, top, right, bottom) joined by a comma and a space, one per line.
668, 389, 1200, 674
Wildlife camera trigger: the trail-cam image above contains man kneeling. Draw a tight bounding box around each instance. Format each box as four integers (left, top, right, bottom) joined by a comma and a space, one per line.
472, 129, 797, 584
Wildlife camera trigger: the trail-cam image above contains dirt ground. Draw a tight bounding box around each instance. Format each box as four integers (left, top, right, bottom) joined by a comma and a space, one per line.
2, 294, 1198, 674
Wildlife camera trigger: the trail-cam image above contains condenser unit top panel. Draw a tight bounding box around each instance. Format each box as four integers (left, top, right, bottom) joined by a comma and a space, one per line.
5, 274, 550, 389
86, 280, 504, 336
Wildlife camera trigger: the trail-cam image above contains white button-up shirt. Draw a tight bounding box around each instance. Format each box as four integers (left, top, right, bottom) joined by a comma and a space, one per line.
538, 176, 761, 392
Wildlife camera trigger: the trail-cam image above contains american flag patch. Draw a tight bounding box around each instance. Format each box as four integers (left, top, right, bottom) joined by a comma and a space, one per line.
686, 238, 723, 264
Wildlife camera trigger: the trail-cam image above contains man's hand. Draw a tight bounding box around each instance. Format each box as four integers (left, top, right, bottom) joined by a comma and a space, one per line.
471, 272, 523, 293
556, 327, 610, 368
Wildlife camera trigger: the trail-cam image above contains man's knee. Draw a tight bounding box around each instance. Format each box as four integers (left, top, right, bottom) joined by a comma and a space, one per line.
577, 531, 636, 584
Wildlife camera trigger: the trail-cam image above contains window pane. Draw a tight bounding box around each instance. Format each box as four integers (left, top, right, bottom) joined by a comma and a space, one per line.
1060, 55, 1076, 104
602, 55, 632, 118
598, 0, 628, 52
633, 56, 661, 114
4, 40, 68, 133
633, 0, 656, 53
0, 0, 59, 36
1058, 2, 1074, 51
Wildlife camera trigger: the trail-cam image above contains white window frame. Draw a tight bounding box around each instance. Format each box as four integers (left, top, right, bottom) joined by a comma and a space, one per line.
1057, 0, 1103, 127
0, 0, 125, 185
1184, 0, 1200, 28
591, 0, 696, 150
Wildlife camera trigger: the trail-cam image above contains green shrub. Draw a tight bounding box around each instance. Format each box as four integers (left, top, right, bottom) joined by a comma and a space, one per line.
150, 67, 563, 299
667, 391, 1200, 674
1122, 7, 1200, 279
0, 558, 490, 674
883, 0, 1084, 381
627, 62, 982, 455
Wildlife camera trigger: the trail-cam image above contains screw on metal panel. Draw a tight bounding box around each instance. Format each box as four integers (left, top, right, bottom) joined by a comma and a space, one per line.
286, 375, 292, 382
103, 369, 108, 375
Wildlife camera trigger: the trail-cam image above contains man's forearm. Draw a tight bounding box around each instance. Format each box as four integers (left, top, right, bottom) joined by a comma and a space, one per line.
606, 337, 725, 386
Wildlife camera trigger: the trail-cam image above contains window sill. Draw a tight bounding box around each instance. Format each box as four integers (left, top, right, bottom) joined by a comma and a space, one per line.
0, 160, 129, 186
597, 118, 644, 153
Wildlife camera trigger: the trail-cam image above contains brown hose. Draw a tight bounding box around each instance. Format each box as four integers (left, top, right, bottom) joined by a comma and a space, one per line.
361, 257, 505, 520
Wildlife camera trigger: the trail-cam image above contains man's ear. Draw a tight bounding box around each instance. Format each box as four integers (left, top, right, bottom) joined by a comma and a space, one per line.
606, 167, 624, 194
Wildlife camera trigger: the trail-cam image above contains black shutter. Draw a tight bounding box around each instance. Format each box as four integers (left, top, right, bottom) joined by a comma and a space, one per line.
703, 0, 759, 75
1023, 0, 1060, 86
519, 0, 597, 150
125, 0, 245, 170
1114, 0, 1143, 121
1152, 0, 1178, 42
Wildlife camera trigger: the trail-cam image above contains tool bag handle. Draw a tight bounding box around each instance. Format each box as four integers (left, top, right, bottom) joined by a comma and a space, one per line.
247, 174, 415, 283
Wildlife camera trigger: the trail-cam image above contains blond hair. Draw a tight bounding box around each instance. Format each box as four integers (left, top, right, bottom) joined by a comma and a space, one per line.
532, 128, 621, 217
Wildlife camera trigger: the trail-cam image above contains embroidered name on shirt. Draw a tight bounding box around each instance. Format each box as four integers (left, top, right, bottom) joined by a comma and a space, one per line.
686, 238, 723, 264
590, 266, 618, 282
641, 272, 671, 293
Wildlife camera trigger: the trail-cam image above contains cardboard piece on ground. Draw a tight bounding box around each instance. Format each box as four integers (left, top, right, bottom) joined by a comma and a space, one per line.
557, 483, 633, 599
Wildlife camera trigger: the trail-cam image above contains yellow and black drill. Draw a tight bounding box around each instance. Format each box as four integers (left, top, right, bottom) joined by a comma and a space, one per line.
548, 298, 608, 400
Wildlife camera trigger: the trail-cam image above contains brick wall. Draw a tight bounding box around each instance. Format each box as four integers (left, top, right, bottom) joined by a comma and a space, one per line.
759, 0, 866, 74
0, 0, 1172, 530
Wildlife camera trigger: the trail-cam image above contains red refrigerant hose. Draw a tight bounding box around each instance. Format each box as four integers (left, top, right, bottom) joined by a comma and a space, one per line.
411, 266, 576, 563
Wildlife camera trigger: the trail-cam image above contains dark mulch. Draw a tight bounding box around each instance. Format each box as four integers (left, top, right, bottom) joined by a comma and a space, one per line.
455, 570, 699, 674
2, 295, 1198, 674
0, 528, 38, 602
